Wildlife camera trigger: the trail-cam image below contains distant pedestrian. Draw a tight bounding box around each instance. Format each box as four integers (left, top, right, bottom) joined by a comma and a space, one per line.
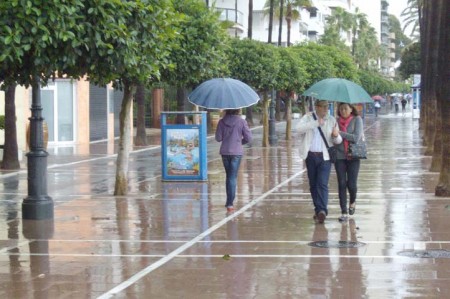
215, 109, 252, 213
401, 97, 407, 115
335, 103, 364, 222
394, 96, 400, 114
374, 101, 381, 117
295, 100, 342, 224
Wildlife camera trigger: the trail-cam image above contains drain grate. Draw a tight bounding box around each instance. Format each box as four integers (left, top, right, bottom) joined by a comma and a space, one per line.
308, 240, 366, 248
398, 249, 450, 258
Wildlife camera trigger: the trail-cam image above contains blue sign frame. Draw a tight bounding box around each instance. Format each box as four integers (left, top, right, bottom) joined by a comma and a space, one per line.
161, 112, 208, 181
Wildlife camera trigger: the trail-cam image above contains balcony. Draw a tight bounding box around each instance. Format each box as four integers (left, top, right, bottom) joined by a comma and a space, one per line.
216, 7, 244, 26
381, 29, 389, 36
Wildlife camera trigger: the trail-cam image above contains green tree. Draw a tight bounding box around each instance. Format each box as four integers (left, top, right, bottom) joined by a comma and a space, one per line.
319, 26, 349, 50
227, 38, 280, 147
0, 1, 91, 169
275, 47, 308, 139
0, 0, 180, 194
389, 15, 413, 61
319, 7, 352, 51
398, 42, 420, 80
160, 0, 229, 125
85, 1, 178, 195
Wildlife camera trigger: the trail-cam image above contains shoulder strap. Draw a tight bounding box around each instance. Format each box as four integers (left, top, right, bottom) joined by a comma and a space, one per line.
312, 113, 330, 149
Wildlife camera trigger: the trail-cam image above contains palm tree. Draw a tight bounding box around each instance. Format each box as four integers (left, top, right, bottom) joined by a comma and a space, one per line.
264, 0, 312, 46
401, 0, 420, 39
349, 8, 369, 57
325, 7, 353, 37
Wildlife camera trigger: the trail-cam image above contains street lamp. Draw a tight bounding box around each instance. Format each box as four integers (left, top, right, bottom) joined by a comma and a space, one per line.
22, 76, 54, 220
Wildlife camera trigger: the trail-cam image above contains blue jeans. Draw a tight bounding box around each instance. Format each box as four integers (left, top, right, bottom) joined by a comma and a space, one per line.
334, 159, 360, 214
222, 155, 242, 207
305, 152, 332, 215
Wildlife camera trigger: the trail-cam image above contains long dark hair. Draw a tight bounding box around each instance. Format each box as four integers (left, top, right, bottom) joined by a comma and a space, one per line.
225, 109, 240, 115
337, 103, 359, 117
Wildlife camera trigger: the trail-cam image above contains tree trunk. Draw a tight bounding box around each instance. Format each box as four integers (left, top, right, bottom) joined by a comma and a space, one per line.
1, 84, 20, 170
285, 97, 292, 140
422, 1, 436, 155
278, 0, 283, 46
435, 0, 450, 196
287, 18, 291, 46
248, 0, 253, 39
135, 84, 147, 146
114, 83, 136, 196
246, 106, 254, 126
262, 93, 269, 147
268, 0, 274, 43
176, 87, 186, 124
275, 91, 282, 121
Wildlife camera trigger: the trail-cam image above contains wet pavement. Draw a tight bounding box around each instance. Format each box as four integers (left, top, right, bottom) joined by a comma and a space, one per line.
1, 109, 450, 299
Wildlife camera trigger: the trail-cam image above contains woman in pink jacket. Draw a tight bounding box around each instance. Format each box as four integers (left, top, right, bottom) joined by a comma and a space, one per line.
215, 109, 252, 212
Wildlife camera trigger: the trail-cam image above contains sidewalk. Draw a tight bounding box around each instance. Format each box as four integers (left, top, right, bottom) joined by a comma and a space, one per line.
1, 110, 450, 298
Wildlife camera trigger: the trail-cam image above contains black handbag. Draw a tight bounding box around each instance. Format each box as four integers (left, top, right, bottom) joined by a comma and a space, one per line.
313, 113, 337, 163
348, 135, 367, 159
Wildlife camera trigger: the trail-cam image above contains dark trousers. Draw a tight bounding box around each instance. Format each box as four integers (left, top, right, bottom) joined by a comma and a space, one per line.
334, 159, 361, 214
222, 155, 242, 207
306, 152, 332, 215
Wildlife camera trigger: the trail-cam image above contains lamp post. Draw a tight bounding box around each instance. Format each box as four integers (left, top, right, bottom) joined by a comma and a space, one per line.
22, 76, 54, 220
269, 89, 278, 145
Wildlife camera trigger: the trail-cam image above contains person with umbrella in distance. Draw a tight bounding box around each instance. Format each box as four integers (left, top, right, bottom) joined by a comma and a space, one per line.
295, 100, 342, 223
215, 109, 252, 213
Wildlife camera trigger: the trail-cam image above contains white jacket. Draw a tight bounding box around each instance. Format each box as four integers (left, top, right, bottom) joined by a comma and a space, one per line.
295, 112, 342, 160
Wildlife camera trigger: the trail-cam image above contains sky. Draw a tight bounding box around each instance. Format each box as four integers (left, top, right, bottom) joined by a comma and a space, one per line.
389, 0, 409, 26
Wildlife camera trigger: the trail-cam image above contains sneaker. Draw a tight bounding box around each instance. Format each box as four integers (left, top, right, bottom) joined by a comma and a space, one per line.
226, 206, 234, 212
349, 203, 356, 215
338, 214, 348, 222
317, 211, 326, 223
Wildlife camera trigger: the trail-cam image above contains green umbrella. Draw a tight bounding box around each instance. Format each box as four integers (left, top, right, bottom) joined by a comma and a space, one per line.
303, 78, 373, 104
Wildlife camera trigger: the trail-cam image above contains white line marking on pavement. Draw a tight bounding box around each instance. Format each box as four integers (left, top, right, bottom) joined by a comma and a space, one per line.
97, 168, 307, 299
0, 253, 424, 259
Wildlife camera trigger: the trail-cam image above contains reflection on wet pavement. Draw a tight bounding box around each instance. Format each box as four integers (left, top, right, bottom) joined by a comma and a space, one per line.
1, 111, 450, 298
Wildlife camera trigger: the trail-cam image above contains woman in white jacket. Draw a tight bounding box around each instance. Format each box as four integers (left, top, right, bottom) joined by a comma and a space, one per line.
296, 100, 342, 223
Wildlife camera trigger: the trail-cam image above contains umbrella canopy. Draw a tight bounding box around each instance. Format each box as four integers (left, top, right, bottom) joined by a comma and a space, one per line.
302, 78, 373, 104
372, 95, 384, 101
188, 78, 260, 110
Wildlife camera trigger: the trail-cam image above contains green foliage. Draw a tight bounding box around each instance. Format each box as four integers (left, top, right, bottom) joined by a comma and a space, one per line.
319, 26, 349, 50
398, 42, 420, 80
161, 0, 229, 88
0, 0, 178, 89
276, 47, 308, 93
290, 43, 358, 86
389, 15, 413, 61
226, 38, 280, 92
85, 0, 179, 88
0, 0, 86, 87
0, 115, 4, 130
357, 69, 408, 95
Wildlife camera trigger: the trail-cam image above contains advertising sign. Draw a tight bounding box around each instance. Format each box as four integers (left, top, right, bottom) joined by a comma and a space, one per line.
161, 112, 207, 181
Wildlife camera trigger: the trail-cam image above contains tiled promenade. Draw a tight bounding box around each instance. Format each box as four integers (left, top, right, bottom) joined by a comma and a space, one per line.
1, 108, 450, 298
